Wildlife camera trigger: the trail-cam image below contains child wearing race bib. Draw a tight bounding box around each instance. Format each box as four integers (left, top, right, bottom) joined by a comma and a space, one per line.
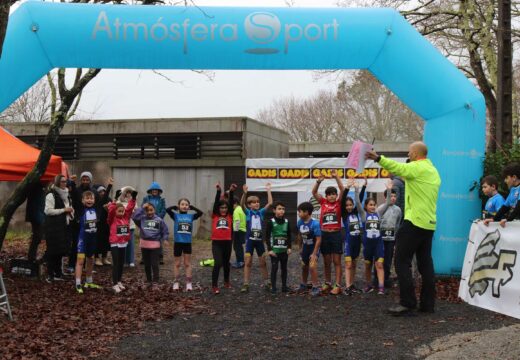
240, 183, 273, 293
133, 203, 169, 289
74, 191, 102, 294
265, 201, 292, 294
312, 169, 345, 295
480, 175, 505, 220
296, 202, 321, 297
355, 180, 392, 295
341, 178, 366, 296
210, 182, 236, 294
108, 189, 137, 294
166, 199, 203, 292
377, 185, 402, 288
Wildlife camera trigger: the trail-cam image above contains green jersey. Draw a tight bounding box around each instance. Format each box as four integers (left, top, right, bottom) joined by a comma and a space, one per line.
270, 218, 289, 254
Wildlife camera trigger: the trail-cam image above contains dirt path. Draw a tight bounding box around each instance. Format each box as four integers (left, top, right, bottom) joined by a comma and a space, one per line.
112, 241, 518, 359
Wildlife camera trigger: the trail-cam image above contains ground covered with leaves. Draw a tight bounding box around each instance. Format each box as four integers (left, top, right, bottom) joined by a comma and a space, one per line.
0, 237, 517, 359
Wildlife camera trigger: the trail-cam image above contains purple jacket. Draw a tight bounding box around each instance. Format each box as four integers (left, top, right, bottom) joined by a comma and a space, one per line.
132, 207, 169, 242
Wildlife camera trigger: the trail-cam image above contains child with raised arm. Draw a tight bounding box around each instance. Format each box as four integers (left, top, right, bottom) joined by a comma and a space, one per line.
355, 180, 392, 295
312, 169, 345, 295
74, 191, 102, 294
296, 202, 322, 297
240, 183, 273, 293
133, 202, 169, 289
108, 188, 137, 293
265, 201, 292, 293
341, 177, 366, 295
210, 182, 236, 294
166, 199, 203, 292
378, 186, 402, 287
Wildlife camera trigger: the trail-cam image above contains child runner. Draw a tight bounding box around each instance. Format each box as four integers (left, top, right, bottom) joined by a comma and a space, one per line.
312, 169, 345, 295
74, 191, 102, 293
355, 180, 392, 295
296, 201, 322, 297
133, 203, 169, 289
341, 178, 366, 295
142, 182, 167, 263
240, 183, 273, 293
232, 197, 247, 269
480, 175, 505, 219
94, 179, 113, 266
265, 201, 292, 293
484, 164, 520, 227
118, 187, 137, 267
166, 199, 203, 291
108, 189, 137, 293
378, 186, 402, 288
210, 182, 236, 294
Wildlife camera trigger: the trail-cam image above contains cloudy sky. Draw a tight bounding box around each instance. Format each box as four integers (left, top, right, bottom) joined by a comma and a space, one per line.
14, 0, 350, 120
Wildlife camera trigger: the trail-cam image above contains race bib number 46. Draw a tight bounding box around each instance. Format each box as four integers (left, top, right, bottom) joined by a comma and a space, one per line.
323, 213, 338, 225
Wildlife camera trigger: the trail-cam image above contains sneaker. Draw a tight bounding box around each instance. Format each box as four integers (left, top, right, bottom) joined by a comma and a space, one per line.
151, 283, 160, 291
297, 283, 307, 294
330, 284, 342, 295
84, 282, 102, 289
377, 287, 385, 295
223, 282, 231, 289
350, 285, 362, 294
173, 281, 180, 291
311, 287, 321, 297
95, 258, 103, 266
264, 281, 272, 291
118, 282, 126, 291
344, 287, 353, 296
363, 285, 374, 294
231, 262, 240, 269
281, 286, 289, 293
76, 284, 84, 294
53, 276, 65, 281
271, 287, 277, 294
212, 287, 220, 295
321, 282, 331, 293
63, 267, 74, 276
240, 284, 249, 293
129, 263, 135, 268
186, 282, 193, 292
237, 262, 245, 268
103, 257, 112, 265
112, 284, 122, 294
45, 276, 53, 283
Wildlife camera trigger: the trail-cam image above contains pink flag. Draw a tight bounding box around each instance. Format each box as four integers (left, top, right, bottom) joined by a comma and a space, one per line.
346, 141, 373, 174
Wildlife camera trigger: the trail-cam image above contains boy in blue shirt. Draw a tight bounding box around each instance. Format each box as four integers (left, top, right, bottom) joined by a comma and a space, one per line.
296, 202, 322, 297
75, 191, 102, 294
484, 164, 520, 227
240, 183, 273, 293
481, 175, 505, 219
166, 199, 203, 291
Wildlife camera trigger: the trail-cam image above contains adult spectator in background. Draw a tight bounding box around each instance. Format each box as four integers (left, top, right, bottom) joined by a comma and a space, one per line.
367, 141, 440, 316
94, 179, 114, 266
44, 175, 74, 281
391, 174, 405, 220
26, 181, 47, 262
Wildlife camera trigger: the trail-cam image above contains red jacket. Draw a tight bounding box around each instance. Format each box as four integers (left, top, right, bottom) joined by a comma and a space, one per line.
108, 199, 136, 245
319, 198, 341, 231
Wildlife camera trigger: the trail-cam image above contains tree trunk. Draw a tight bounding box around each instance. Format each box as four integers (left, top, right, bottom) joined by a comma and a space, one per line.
0, 2, 14, 59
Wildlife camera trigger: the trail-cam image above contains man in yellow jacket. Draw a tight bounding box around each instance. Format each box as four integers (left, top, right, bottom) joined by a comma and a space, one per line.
367, 141, 441, 316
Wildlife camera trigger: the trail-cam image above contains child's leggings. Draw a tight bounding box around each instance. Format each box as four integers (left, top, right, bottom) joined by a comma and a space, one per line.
141, 248, 160, 283
270, 252, 288, 290
111, 246, 125, 285
212, 240, 232, 287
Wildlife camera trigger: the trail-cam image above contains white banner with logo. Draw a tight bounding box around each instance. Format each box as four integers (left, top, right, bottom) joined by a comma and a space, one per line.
459, 222, 520, 319
245, 157, 407, 193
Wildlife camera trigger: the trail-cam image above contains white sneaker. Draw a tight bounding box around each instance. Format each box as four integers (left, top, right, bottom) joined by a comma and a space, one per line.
112, 284, 121, 294
117, 282, 126, 291
173, 281, 180, 291
186, 282, 193, 292
129, 263, 135, 268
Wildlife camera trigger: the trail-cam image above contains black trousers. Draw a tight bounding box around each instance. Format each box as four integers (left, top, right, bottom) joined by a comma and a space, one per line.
142, 248, 160, 283
233, 231, 246, 264
394, 220, 435, 310
111, 247, 126, 285
270, 252, 288, 290
69, 223, 80, 268
28, 222, 43, 262
383, 240, 395, 283
212, 241, 232, 287
47, 253, 64, 278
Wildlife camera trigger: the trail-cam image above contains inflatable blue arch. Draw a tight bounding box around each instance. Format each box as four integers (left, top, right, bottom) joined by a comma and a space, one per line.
1, 2, 485, 274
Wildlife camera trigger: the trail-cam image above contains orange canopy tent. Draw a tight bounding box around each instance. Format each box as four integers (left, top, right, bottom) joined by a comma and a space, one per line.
0, 126, 63, 182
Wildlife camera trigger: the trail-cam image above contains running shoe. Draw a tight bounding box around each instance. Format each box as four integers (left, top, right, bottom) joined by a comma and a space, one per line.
173, 281, 180, 291
350, 285, 362, 294
330, 284, 342, 295
281, 286, 290, 293
75, 284, 84, 294
223, 282, 231, 289
240, 283, 249, 293
377, 287, 385, 295
264, 281, 272, 291
95, 258, 103, 266
310, 287, 321, 297
103, 257, 112, 265
212, 287, 220, 295
117, 282, 126, 291
186, 282, 193, 291
297, 283, 307, 293
152, 283, 160, 291
84, 282, 102, 289
53, 276, 64, 281
363, 285, 374, 294
129, 263, 135, 268
271, 287, 277, 294
321, 282, 331, 293
112, 284, 121, 294
344, 287, 353, 296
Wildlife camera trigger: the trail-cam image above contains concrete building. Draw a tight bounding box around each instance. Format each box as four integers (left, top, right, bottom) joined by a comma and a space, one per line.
1, 118, 410, 237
